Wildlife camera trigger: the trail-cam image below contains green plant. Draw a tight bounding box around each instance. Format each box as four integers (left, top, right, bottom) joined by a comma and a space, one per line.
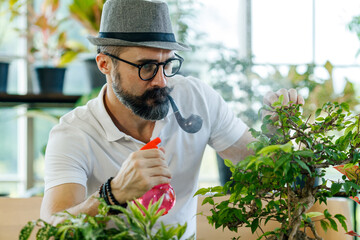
20, 197, 194, 240
68, 0, 105, 36
27, 0, 87, 67
0, 0, 23, 50
196, 100, 360, 239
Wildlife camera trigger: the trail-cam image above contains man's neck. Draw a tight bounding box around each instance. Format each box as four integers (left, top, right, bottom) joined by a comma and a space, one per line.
103, 86, 155, 143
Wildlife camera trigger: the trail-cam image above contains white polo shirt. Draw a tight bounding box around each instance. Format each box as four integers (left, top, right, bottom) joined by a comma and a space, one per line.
44, 75, 247, 238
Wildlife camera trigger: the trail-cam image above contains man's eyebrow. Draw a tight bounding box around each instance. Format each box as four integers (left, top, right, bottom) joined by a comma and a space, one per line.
136, 55, 176, 64
136, 59, 158, 64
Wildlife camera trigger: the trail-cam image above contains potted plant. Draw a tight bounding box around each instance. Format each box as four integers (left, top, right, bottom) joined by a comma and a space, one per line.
19, 197, 194, 240
196, 99, 360, 239
28, 0, 87, 94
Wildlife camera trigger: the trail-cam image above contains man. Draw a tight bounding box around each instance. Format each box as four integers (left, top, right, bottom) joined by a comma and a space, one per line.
40, 0, 304, 238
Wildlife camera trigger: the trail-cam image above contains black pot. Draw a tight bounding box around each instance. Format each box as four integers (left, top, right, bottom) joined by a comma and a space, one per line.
84, 58, 106, 89
0, 62, 10, 93
35, 67, 66, 94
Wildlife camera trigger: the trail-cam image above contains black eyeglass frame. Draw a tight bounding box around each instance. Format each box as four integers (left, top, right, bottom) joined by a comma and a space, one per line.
102, 52, 184, 81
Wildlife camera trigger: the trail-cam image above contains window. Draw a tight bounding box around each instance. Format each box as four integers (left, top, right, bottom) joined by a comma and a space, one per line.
0, 0, 91, 197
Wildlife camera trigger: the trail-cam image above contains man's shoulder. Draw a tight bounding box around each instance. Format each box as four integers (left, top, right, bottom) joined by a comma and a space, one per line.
54, 97, 100, 133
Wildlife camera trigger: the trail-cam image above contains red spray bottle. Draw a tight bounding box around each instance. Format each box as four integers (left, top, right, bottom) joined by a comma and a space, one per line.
136, 137, 176, 215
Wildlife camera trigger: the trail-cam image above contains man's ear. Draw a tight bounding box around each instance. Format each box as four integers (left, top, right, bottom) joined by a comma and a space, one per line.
96, 54, 112, 75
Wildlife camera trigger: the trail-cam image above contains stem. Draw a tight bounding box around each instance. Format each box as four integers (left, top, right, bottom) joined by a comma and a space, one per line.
257, 225, 269, 240
308, 221, 323, 240
288, 195, 315, 240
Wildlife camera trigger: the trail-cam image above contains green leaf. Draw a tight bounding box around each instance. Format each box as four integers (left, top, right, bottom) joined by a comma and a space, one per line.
194, 188, 211, 196
340, 102, 350, 112
328, 218, 338, 231
305, 212, 323, 219
202, 197, 215, 206
343, 181, 352, 194
280, 141, 293, 153
224, 158, 234, 168
58, 51, 79, 67
274, 155, 290, 172
344, 123, 356, 136
348, 181, 360, 191
315, 108, 322, 118
315, 117, 324, 121
251, 218, 259, 233
255, 198, 262, 209
320, 219, 329, 232
19, 221, 36, 240
294, 158, 311, 175
330, 183, 342, 195
334, 214, 348, 232
246, 156, 258, 169
272, 95, 284, 107
224, 158, 235, 173
324, 209, 332, 218
258, 142, 292, 156
295, 150, 315, 158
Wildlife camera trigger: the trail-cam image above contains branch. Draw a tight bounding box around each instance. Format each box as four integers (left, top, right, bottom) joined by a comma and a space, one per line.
308, 221, 323, 240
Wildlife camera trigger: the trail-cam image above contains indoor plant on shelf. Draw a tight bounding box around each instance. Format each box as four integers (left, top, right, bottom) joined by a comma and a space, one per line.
28, 0, 87, 94
196, 99, 360, 240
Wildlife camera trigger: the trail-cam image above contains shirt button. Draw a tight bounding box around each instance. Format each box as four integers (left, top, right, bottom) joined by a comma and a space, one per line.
124, 136, 130, 141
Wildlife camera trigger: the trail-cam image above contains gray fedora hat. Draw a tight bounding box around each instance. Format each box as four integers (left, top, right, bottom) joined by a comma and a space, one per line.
87, 0, 191, 51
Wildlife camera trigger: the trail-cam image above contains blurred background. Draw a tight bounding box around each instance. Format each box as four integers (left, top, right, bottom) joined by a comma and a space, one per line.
0, 0, 360, 205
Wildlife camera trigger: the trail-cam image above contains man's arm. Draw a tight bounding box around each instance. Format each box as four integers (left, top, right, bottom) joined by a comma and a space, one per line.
40, 148, 172, 225
40, 183, 99, 225
217, 128, 254, 165
218, 88, 305, 164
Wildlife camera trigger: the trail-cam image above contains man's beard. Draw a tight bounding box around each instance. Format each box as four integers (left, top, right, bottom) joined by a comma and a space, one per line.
111, 72, 172, 120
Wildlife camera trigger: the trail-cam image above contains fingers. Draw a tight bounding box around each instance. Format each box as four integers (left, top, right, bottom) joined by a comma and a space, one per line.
263, 91, 278, 107
297, 94, 305, 105
264, 88, 304, 107
111, 149, 172, 201
276, 88, 289, 105
152, 176, 172, 186
288, 88, 297, 103
158, 147, 165, 154
138, 148, 165, 159
146, 166, 172, 178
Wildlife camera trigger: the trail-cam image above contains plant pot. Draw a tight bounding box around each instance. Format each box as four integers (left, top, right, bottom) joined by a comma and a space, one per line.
84, 58, 106, 89
35, 67, 66, 94
0, 62, 10, 93
216, 154, 232, 186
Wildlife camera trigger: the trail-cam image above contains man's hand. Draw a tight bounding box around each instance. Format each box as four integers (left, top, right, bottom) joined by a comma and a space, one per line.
110, 148, 171, 204
262, 88, 305, 120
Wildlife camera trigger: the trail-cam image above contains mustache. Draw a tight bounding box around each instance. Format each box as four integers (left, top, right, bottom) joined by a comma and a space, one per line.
140, 86, 173, 103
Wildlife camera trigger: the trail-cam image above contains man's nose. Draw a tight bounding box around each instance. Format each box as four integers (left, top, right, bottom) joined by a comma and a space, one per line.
150, 67, 167, 88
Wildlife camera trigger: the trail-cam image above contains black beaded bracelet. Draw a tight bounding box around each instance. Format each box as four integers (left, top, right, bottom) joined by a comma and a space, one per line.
106, 177, 128, 208
102, 181, 112, 206
99, 183, 104, 198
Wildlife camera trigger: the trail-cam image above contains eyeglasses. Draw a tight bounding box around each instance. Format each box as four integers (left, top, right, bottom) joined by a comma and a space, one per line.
103, 52, 184, 81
